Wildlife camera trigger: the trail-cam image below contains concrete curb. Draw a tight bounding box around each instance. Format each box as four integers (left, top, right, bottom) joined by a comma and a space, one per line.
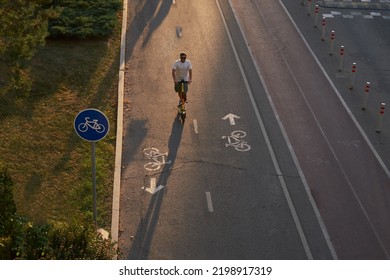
111, 0, 128, 258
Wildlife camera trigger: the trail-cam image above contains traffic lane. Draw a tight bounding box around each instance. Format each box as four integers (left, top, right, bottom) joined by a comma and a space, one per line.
120, 0, 318, 259
230, 0, 390, 258
280, 1, 390, 257
277, 0, 390, 258
220, 0, 335, 259
119, 0, 230, 258
318, 15, 390, 169
129, 155, 309, 259
194, 99, 310, 259
119, 0, 189, 258
281, 2, 390, 168
207, 0, 332, 259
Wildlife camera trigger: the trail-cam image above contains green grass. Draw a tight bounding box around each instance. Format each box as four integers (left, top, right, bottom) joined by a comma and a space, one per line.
0, 19, 121, 229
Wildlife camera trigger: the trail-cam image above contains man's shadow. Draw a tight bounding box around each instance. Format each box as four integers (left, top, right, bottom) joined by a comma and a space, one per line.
127, 116, 183, 259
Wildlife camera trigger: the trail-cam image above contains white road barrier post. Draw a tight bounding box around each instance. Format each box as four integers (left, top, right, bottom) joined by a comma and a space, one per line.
330, 30, 335, 55
338, 45, 344, 72
349, 62, 357, 90
307, 0, 312, 15
314, 5, 319, 27
362, 82, 371, 111
376, 103, 386, 133
321, 17, 326, 41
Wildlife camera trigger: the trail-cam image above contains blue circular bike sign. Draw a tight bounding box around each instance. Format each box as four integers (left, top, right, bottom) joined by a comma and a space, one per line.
74, 108, 110, 142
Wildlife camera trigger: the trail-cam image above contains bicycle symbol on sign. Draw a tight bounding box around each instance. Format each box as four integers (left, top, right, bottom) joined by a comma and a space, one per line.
222, 130, 251, 152
143, 147, 171, 171
78, 117, 106, 133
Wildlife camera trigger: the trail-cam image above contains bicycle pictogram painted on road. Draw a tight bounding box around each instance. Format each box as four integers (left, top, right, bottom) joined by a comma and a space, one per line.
143, 147, 171, 171
222, 130, 251, 152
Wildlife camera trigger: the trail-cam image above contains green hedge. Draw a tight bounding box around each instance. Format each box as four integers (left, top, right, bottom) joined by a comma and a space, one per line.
48, 0, 122, 38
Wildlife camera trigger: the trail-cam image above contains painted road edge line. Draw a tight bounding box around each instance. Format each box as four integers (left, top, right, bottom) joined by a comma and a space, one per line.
193, 119, 199, 134
206, 192, 214, 212
217, 0, 313, 260
111, 0, 128, 258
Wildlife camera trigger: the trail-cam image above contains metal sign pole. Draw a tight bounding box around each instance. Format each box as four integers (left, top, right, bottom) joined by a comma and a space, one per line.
91, 141, 97, 227
74, 108, 109, 228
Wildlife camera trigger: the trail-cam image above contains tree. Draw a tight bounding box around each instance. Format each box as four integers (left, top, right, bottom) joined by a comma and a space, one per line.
0, 0, 57, 94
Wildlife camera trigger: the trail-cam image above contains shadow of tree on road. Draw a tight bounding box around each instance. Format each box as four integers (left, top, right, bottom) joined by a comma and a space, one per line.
126, 0, 172, 60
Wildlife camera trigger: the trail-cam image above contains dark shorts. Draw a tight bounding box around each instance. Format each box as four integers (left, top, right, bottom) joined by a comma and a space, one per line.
174, 82, 189, 94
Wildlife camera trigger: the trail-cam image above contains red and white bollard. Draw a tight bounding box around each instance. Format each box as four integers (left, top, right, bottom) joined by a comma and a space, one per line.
314, 5, 319, 27
349, 62, 357, 90
307, 0, 312, 15
338, 45, 344, 72
321, 17, 326, 41
376, 102, 386, 133
329, 30, 335, 55
362, 82, 371, 111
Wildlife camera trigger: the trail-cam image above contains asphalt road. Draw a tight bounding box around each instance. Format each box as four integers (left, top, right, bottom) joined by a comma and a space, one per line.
118, 0, 334, 260
118, 0, 390, 260
230, 0, 390, 259
282, 0, 390, 259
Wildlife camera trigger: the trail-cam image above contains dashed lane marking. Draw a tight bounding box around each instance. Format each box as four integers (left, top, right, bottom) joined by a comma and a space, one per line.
205, 192, 214, 212
193, 119, 199, 134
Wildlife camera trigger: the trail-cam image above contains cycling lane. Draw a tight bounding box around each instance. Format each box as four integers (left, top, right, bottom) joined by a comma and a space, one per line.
118, 0, 333, 259
229, 0, 390, 259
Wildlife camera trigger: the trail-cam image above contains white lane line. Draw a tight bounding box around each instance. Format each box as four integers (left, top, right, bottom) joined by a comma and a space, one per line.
193, 119, 199, 134
206, 192, 214, 212
150, 177, 156, 189
217, 0, 313, 260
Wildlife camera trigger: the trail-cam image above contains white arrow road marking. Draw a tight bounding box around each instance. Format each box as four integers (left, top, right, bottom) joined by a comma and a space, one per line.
222, 113, 240, 125
205, 192, 214, 212
142, 177, 165, 195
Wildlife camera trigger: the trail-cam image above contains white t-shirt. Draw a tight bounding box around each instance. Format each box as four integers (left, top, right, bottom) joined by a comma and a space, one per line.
172, 60, 192, 82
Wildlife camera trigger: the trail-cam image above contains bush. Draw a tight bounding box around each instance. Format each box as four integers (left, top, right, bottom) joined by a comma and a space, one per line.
1, 215, 117, 260
0, 162, 16, 237
47, 217, 117, 260
48, 0, 122, 38
0, 164, 116, 259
